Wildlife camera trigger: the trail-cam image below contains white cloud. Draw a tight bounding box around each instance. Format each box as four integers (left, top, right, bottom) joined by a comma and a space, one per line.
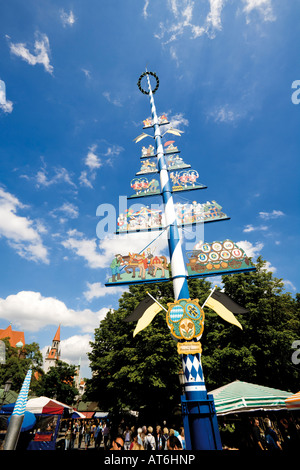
84, 282, 125, 301
8, 32, 53, 74
236, 240, 264, 258
21, 159, 76, 189
81, 68, 91, 79
0, 79, 13, 113
0, 187, 49, 264
0, 291, 108, 333
51, 202, 79, 220
242, 0, 276, 24
61, 229, 169, 270
85, 145, 102, 170
208, 104, 244, 123
153, 0, 227, 44
284, 280, 296, 292
60, 9, 76, 27
143, 0, 150, 18
259, 210, 285, 220
243, 224, 268, 232
79, 170, 94, 188
103, 91, 122, 107
79, 145, 102, 188
102, 144, 124, 165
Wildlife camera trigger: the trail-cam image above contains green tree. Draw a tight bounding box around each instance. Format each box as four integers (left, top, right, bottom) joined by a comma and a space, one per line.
34, 360, 78, 405
202, 257, 300, 391
0, 340, 43, 393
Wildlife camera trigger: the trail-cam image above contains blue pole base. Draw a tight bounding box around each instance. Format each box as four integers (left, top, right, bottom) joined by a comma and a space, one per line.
181, 393, 223, 450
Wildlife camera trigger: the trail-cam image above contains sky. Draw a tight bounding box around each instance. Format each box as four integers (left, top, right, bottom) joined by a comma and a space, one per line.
0, 0, 299, 380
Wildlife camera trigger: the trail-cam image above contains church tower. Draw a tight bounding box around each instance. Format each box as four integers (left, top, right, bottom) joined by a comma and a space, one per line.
44, 325, 61, 374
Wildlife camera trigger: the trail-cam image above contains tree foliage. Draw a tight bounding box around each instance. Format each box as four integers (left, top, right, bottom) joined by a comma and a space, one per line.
34, 360, 78, 405
0, 340, 43, 393
85, 258, 300, 417
202, 257, 300, 391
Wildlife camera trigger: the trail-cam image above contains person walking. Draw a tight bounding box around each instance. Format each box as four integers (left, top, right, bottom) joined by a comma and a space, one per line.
64, 424, 72, 450
95, 421, 103, 449
78, 421, 85, 449
103, 421, 110, 450
84, 421, 92, 450
123, 425, 132, 450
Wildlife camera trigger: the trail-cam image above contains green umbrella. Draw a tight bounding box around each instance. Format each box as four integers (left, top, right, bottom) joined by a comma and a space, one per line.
209, 380, 293, 415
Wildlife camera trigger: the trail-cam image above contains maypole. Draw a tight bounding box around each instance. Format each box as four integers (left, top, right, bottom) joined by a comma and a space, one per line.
105, 70, 255, 450
142, 71, 222, 450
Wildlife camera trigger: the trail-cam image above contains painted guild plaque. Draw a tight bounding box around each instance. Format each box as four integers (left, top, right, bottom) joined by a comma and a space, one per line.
116, 200, 229, 233
129, 176, 161, 198
170, 169, 206, 192
143, 115, 169, 128
164, 142, 179, 154
136, 159, 158, 175
106, 251, 170, 286
186, 240, 255, 278
141, 145, 155, 158
166, 154, 191, 170
166, 299, 204, 340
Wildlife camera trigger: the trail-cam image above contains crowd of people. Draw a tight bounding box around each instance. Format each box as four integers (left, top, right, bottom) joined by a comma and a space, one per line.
62, 419, 185, 451
62, 415, 300, 451
250, 417, 299, 451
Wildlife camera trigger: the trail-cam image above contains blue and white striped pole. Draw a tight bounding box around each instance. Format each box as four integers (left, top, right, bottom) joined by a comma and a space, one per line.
3, 367, 32, 450
144, 72, 222, 450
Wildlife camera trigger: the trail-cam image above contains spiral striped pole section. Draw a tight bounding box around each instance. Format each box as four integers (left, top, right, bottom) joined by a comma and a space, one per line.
3, 367, 32, 450
145, 72, 189, 301
144, 73, 221, 450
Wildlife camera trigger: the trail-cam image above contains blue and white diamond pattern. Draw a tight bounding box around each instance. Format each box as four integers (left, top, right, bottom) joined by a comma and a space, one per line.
170, 305, 184, 322
182, 354, 204, 383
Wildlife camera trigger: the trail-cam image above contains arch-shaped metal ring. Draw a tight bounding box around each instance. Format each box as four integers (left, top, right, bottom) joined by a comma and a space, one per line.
137, 71, 159, 95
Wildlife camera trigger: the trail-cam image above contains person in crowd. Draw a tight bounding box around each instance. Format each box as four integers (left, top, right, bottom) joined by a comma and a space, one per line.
167, 435, 182, 450
78, 421, 85, 449
95, 421, 103, 449
123, 425, 132, 450
130, 431, 144, 450
162, 427, 169, 450
64, 423, 72, 450
279, 417, 299, 450
144, 426, 156, 450
70, 421, 78, 449
110, 434, 124, 450
263, 418, 282, 450
136, 427, 144, 447
103, 421, 110, 450
155, 425, 163, 450
84, 420, 92, 450
251, 418, 266, 451
177, 427, 185, 450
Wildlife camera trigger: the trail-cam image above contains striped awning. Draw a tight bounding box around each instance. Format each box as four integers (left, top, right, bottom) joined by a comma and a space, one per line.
209, 380, 293, 416
285, 391, 300, 410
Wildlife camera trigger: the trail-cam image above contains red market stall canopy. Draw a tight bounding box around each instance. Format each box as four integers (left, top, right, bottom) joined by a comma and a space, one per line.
285, 391, 300, 410
209, 380, 293, 416
25, 396, 73, 415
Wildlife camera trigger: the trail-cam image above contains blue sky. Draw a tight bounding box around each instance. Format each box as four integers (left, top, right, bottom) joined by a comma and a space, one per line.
0, 1, 299, 380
